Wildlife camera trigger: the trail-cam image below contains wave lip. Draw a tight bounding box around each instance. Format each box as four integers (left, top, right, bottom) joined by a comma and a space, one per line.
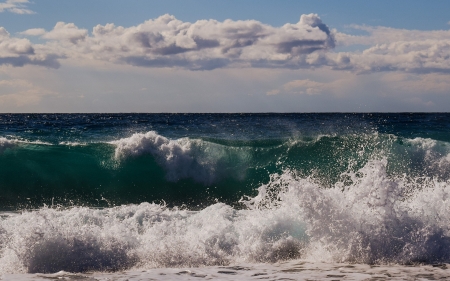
0, 137, 16, 153
0, 137, 53, 153
110, 131, 250, 184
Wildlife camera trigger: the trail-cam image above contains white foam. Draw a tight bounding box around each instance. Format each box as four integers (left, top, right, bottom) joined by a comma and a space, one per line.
2, 159, 450, 274
0, 201, 306, 274
0, 137, 17, 153
247, 159, 450, 264
58, 141, 86, 146
0, 137, 53, 153
110, 131, 250, 184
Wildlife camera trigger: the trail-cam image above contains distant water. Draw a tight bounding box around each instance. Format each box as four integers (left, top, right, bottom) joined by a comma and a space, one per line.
1, 113, 450, 274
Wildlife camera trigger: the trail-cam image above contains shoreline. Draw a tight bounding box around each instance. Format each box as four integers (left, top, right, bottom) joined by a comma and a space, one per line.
2, 261, 448, 280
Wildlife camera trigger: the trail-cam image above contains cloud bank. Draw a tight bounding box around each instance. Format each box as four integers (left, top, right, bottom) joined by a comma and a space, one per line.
19, 14, 335, 70
2, 14, 450, 74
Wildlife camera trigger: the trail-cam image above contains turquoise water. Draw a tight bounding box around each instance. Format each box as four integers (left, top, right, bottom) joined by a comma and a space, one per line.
1, 113, 449, 210
2, 113, 450, 273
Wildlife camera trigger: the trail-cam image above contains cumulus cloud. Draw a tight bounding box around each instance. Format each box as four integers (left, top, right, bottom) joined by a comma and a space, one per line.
26, 14, 335, 70
0, 0, 34, 14
5, 14, 450, 74
0, 27, 60, 68
43, 22, 88, 44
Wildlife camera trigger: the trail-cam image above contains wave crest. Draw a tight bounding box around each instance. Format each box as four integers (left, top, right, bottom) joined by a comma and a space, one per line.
0, 137, 16, 153
110, 131, 250, 184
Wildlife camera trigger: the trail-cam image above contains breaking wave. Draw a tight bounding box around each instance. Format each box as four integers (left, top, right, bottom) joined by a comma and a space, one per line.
110, 131, 250, 184
2, 158, 450, 274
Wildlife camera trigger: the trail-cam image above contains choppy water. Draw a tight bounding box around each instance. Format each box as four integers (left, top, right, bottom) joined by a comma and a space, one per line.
1, 113, 450, 275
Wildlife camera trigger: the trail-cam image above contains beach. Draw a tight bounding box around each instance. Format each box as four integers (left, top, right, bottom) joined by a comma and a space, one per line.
2, 262, 448, 280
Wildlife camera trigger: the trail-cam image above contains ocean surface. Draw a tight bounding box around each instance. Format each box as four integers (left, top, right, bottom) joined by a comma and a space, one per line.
1, 113, 450, 279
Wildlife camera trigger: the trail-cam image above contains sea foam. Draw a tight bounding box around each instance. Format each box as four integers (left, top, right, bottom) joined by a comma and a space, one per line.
2, 158, 450, 274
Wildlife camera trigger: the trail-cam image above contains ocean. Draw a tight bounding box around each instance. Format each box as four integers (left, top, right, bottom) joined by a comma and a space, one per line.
1, 113, 450, 280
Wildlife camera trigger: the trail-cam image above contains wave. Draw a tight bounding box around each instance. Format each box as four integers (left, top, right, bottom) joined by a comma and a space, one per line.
0, 137, 16, 153
0, 137, 52, 152
109, 131, 251, 184
2, 131, 450, 210
2, 159, 450, 274
246, 160, 450, 264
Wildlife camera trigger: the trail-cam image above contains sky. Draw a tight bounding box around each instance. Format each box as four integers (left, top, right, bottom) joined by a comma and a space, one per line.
1, 0, 450, 112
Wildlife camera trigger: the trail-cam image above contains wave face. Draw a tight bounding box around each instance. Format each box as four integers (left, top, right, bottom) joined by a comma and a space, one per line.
2, 113, 450, 273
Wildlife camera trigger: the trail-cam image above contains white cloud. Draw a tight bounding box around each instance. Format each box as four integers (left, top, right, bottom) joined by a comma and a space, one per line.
20, 28, 46, 36
25, 14, 335, 70
327, 40, 450, 74
0, 0, 34, 14
0, 27, 60, 68
5, 14, 450, 75
43, 22, 88, 44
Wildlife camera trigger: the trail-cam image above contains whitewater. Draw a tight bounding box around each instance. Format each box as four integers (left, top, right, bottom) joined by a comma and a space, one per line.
1, 113, 450, 280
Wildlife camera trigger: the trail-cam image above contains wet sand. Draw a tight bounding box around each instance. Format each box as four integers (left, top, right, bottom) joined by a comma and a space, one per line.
2, 261, 448, 280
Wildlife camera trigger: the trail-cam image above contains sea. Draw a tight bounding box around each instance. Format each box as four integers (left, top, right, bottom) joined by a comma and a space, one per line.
1, 113, 450, 280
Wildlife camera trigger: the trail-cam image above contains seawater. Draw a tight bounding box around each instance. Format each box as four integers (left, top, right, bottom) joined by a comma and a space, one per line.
1, 113, 450, 275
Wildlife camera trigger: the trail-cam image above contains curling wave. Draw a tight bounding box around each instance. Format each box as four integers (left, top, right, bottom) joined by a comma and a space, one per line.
110, 131, 251, 184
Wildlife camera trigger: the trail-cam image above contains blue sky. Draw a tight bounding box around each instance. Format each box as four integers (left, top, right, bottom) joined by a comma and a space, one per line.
1, 0, 450, 112
2, 1, 450, 33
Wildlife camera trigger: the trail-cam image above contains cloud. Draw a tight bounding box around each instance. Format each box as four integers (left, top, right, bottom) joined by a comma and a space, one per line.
20, 28, 46, 36
27, 14, 335, 70
0, 27, 61, 68
7, 14, 450, 74
0, 0, 34, 14
327, 40, 450, 74
43, 22, 88, 44
336, 25, 450, 46
330, 26, 450, 74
